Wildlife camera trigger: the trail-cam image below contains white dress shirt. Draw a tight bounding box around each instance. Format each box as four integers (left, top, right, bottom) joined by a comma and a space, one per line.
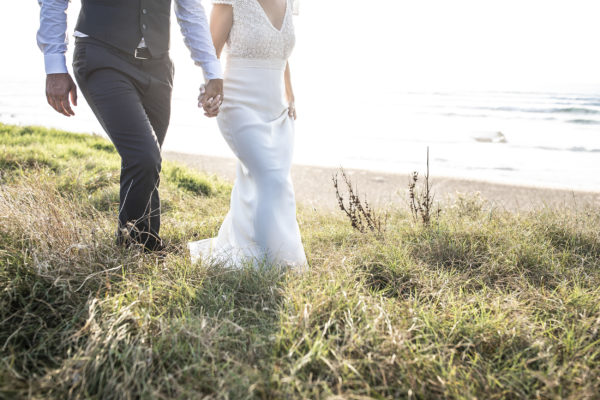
37, 0, 222, 81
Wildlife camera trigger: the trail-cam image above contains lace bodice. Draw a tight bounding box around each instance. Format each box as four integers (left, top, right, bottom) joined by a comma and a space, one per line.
213, 0, 296, 60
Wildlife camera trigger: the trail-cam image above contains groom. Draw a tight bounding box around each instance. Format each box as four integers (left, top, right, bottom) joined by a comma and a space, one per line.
38, 0, 223, 251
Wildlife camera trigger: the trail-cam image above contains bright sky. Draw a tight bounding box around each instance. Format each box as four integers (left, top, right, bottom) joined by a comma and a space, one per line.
293, 0, 600, 91
3, 0, 600, 92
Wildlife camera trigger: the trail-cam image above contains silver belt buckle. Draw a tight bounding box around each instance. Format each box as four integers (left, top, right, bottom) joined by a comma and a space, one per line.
134, 47, 150, 60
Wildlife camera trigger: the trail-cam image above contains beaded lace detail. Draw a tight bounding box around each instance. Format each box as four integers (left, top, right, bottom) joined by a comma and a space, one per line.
213, 0, 295, 60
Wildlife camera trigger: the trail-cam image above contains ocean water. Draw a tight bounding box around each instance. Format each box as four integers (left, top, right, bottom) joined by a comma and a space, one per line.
296, 89, 600, 190
1, 0, 599, 192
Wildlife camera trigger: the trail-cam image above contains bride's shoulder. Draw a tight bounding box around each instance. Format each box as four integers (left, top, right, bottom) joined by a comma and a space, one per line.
292, 0, 300, 16
212, 0, 236, 6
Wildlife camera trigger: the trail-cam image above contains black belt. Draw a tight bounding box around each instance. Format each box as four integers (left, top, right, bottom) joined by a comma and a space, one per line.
75, 37, 157, 60
134, 47, 152, 60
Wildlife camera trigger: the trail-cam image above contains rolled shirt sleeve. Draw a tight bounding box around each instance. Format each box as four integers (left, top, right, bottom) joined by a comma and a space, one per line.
37, 0, 69, 74
175, 0, 223, 81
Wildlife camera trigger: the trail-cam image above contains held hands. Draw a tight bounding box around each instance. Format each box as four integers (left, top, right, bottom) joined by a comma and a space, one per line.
46, 73, 78, 116
198, 79, 224, 118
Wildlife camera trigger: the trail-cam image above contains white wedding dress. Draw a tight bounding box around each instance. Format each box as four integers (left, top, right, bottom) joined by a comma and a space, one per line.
189, 0, 307, 268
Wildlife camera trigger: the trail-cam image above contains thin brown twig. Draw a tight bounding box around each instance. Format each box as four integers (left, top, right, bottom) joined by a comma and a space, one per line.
333, 168, 386, 234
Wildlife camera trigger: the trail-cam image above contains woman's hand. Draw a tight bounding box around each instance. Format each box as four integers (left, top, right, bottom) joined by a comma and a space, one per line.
198, 80, 224, 118
288, 97, 297, 120
284, 62, 296, 120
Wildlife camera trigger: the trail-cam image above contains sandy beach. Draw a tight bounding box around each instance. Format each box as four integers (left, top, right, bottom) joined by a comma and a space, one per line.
165, 151, 600, 211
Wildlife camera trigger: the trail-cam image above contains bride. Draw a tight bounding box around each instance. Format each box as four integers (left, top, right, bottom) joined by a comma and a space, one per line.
188, 0, 307, 268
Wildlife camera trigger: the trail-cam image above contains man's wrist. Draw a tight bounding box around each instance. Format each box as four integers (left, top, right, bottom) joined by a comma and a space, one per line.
44, 54, 68, 75
197, 60, 223, 82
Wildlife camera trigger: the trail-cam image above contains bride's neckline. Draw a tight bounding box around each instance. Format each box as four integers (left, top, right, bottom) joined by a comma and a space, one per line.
255, 0, 289, 32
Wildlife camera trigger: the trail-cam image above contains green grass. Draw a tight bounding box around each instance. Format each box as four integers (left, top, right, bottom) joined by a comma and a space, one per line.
1, 123, 599, 399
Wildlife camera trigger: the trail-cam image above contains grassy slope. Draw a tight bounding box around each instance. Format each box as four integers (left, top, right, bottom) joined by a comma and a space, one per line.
1, 123, 599, 399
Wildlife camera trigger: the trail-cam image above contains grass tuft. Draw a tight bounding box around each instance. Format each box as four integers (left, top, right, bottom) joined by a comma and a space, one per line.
163, 162, 225, 197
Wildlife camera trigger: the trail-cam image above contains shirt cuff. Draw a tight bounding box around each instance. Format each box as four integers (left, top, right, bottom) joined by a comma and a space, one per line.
197, 60, 223, 81
44, 53, 68, 74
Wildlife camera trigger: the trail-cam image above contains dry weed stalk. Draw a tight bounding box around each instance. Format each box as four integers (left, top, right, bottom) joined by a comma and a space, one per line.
332, 168, 386, 234
409, 147, 438, 226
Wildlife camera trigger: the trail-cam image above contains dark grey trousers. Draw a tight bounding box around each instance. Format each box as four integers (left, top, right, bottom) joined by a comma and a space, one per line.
73, 37, 174, 250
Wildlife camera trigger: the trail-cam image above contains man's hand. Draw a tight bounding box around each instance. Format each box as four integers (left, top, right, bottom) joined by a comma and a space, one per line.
46, 73, 78, 117
198, 79, 224, 118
